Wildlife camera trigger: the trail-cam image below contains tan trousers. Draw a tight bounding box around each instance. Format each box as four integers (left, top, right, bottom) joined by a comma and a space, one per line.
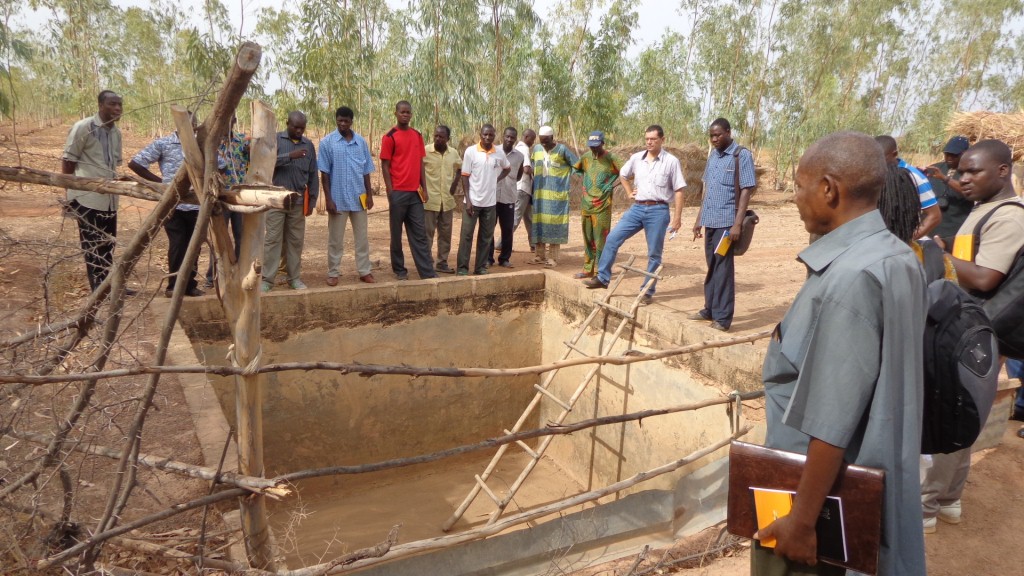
327, 210, 371, 277
263, 201, 305, 284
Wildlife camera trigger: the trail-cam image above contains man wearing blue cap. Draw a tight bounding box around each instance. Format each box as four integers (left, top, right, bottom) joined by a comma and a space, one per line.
572, 130, 622, 278
924, 135, 973, 240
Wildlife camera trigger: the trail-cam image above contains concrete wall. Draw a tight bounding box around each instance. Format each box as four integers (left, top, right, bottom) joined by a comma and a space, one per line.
177, 272, 546, 475
539, 273, 767, 538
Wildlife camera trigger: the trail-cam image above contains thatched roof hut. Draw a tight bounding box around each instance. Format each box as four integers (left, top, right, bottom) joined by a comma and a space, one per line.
946, 111, 1024, 161
946, 111, 1024, 194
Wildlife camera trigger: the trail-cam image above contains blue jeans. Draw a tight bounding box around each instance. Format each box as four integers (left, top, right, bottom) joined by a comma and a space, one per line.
595, 203, 669, 295
1007, 358, 1024, 415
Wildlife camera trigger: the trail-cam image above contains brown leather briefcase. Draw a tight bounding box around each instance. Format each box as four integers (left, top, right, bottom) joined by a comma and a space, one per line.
726, 440, 885, 575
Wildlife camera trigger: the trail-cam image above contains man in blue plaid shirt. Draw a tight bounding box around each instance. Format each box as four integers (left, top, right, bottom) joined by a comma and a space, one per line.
690, 118, 756, 331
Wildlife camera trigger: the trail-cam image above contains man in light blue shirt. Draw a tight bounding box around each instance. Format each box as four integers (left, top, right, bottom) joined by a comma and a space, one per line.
875, 134, 941, 238
129, 115, 206, 298
690, 118, 756, 331
319, 106, 376, 285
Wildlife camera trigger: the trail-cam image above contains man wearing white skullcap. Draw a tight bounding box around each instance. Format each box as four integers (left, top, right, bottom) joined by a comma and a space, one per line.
528, 125, 578, 267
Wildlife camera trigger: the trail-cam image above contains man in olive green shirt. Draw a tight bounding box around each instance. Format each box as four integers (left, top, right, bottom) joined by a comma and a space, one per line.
422, 125, 462, 273
62, 90, 126, 293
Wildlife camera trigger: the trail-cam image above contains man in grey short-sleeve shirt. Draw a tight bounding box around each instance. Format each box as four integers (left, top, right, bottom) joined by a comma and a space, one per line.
753, 132, 926, 576
62, 90, 124, 292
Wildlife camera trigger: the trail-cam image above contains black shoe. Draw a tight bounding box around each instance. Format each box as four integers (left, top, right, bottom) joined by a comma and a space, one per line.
583, 277, 608, 289
709, 321, 730, 332
1012, 409, 1024, 422
499, 261, 514, 268
641, 294, 653, 305
436, 264, 455, 274
396, 273, 409, 281
124, 288, 138, 297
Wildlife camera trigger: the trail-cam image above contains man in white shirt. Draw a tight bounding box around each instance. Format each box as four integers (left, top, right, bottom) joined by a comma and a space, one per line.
583, 125, 686, 305
456, 124, 511, 275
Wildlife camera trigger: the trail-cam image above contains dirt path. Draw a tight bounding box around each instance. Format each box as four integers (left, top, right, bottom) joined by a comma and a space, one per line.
1, 125, 1022, 574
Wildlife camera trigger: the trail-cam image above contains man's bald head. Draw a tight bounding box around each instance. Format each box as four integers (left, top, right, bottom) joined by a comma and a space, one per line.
805, 132, 887, 203
286, 111, 307, 140
873, 135, 899, 165
796, 132, 887, 234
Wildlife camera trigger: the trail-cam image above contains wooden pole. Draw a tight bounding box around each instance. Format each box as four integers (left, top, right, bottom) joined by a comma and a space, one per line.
229, 99, 276, 570
0, 165, 164, 200
3, 431, 288, 495
0, 165, 294, 208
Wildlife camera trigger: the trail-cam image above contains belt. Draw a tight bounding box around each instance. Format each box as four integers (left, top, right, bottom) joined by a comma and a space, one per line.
635, 200, 667, 206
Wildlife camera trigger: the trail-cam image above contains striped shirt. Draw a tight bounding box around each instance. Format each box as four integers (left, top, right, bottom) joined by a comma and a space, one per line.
700, 141, 756, 228
318, 130, 374, 212
897, 159, 938, 210
133, 133, 198, 211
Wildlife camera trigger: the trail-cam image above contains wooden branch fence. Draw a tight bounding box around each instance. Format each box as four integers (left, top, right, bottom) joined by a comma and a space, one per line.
0, 40, 773, 575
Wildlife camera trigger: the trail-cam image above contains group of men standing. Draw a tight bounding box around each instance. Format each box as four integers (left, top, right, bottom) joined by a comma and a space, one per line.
59, 92, 755, 337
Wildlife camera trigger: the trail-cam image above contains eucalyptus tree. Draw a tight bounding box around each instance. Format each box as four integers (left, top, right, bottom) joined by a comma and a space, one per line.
537, 0, 636, 144
408, 0, 482, 133
0, 0, 31, 120
29, 0, 121, 115
903, 0, 1024, 149
627, 32, 702, 142
481, 0, 539, 130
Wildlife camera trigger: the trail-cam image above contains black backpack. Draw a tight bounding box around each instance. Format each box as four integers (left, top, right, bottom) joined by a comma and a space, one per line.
920, 241, 999, 455
969, 201, 1024, 358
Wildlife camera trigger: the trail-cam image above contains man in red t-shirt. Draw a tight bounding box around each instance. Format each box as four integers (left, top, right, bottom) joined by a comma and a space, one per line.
381, 100, 437, 279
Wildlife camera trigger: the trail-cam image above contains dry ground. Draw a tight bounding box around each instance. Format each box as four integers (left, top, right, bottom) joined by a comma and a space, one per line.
0, 124, 1021, 574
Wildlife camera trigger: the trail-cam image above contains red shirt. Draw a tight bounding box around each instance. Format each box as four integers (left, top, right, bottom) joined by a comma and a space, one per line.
380, 126, 426, 192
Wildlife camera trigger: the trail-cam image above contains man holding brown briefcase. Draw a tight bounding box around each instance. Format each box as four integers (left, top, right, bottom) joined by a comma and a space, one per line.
750, 132, 926, 575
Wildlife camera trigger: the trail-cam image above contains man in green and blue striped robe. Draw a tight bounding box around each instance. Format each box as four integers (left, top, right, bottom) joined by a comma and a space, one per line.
528, 125, 578, 267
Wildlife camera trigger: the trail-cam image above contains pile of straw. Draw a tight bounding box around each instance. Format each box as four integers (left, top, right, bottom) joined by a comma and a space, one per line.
946, 111, 1024, 161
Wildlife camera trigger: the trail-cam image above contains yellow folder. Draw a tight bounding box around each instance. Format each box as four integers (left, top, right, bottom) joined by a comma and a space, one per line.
715, 233, 732, 257
952, 234, 973, 261
359, 193, 368, 210
753, 488, 793, 548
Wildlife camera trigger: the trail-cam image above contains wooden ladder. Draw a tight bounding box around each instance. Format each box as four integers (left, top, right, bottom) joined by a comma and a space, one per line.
441, 256, 664, 531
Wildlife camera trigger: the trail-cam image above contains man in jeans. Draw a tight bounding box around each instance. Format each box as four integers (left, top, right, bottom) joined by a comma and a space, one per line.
583, 125, 686, 305
690, 118, 756, 331
381, 100, 437, 280
457, 124, 510, 275
488, 127, 525, 268
263, 111, 318, 291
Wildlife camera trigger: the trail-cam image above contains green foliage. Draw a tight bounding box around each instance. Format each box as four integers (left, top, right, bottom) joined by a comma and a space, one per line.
1, 0, 1021, 167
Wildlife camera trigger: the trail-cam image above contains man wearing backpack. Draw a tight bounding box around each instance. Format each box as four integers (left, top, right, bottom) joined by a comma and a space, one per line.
928, 139, 1023, 533
934, 139, 1024, 293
